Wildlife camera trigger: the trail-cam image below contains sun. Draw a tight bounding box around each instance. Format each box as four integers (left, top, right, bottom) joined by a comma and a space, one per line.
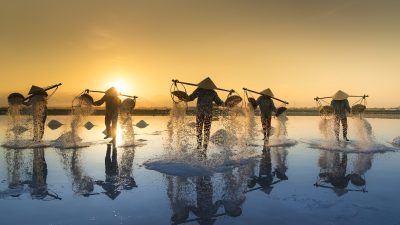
111, 80, 127, 93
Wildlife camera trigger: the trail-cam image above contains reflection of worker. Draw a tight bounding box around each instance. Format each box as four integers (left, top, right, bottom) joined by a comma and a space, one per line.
30, 148, 48, 199
318, 151, 350, 196
93, 87, 121, 142
331, 90, 351, 142
248, 147, 274, 194
186, 78, 223, 150
167, 176, 191, 225
350, 153, 373, 187
272, 147, 288, 180
255, 89, 276, 142
221, 170, 246, 218
99, 144, 120, 200
189, 176, 222, 225
70, 150, 94, 196
96, 144, 137, 200
24, 86, 48, 142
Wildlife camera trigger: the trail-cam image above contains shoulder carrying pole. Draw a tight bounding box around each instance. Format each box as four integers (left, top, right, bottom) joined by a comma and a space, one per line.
314, 95, 368, 101
172, 79, 234, 93
243, 88, 289, 104
24, 83, 62, 100
86, 89, 138, 99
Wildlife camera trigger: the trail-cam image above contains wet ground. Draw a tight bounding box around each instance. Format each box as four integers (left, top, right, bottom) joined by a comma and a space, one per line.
1, 115, 400, 225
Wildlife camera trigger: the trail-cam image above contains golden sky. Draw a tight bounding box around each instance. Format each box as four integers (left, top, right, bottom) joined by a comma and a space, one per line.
1, 0, 399, 108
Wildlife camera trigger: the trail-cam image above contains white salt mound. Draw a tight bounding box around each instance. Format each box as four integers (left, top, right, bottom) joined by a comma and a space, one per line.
393, 137, 400, 146
55, 131, 83, 144
144, 160, 213, 177
84, 121, 95, 130
47, 120, 63, 130
136, 120, 149, 128
210, 129, 237, 146
10, 126, 29, 135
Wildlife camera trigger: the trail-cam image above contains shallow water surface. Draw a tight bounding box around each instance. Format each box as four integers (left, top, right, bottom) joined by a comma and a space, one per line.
0, 115, 400, 225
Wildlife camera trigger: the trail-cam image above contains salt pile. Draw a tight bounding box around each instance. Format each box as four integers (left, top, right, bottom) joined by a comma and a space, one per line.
210, 129, 238, 146
83, 121, 95, 130
47, 120, 63, 130
136, 120, 149, 128
393, 137, 400, 146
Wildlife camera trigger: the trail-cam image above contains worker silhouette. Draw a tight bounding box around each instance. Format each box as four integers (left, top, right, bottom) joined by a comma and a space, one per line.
24, 86, 48, 142
185, 77, 223, 150
254, 89, 276, 142
96, 144, 120, 200
30, 148, 48, 199
248, 146, 274, 194
189, 176, 222, 225
318, 151, 350, 196
350, 153, 373, 187
331, 90, 351, 142
93, 87, 121, 143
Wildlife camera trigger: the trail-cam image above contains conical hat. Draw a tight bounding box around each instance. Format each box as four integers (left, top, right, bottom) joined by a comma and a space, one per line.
105, 87, 119, 96
260, 88, 274, 97
198, 77, 217, 90
29, 85, 44, 95
332, 90, 349, 100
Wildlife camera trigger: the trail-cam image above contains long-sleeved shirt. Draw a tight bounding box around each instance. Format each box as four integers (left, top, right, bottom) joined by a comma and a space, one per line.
330, 99, 350, 119
94, 95, 121, 115
256, 95, 276, 119
187, 88, 223, 116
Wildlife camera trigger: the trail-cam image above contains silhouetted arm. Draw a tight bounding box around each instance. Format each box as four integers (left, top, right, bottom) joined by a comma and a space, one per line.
345, 99, 351, 113
93, 95, 106, 106
255, 96, 262, 109
213, 92, 224, 106
187, 88, 199, 101
271, 99, 277, 113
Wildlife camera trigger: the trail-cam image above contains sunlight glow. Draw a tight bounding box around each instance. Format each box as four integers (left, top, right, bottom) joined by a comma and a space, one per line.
111, 80, 127, 93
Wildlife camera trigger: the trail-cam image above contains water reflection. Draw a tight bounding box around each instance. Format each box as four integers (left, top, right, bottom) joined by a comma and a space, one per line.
58, 148, 95, 197
1, 148, 61, 200
95, 144, 137, 200
166, 147, 281, 224
247, 146, 288, 194
315, 151, 369, 195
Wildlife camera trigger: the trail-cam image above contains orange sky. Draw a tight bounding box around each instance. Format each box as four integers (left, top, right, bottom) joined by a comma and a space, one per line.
1, 0, 399, 108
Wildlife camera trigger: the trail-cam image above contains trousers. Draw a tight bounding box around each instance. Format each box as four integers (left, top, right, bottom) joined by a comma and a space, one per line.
196, 114, 212, 148
334, 116, 348, 139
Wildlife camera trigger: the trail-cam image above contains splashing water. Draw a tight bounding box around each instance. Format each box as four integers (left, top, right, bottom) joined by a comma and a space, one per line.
55, 98, 94, 148
218, 106, 250, 157
30, 96, 48, 142
319, 118, 336, 142
119, 111, 135, 147
57, 149, 94, 196
5, 150, 32, 189
352, 117, 375, 149
393, 137, 400, 147
6, 104, 31, 144
272, 114, 288, 140
267, 112, 298, 148
244, 103, 257, 141
165, 102, 194, 154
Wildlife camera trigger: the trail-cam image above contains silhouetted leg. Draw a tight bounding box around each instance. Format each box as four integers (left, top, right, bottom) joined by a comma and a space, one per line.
265, 117, 272, 137
111, 113, 118, 141
203, 115, 212, 150
342, 117, 349, 141
196, 115, 204, 149
261, 118, 267, 140
105, 114, 112, 138
334, 117, 340, 141
38, 112, 47, 141
33, 116, 39, 142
